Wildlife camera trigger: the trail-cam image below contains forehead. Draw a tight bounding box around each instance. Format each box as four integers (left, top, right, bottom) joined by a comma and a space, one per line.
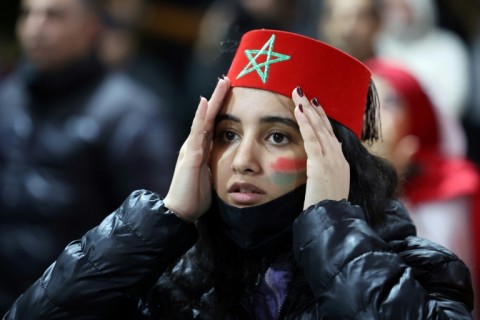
221, 87, 295, 119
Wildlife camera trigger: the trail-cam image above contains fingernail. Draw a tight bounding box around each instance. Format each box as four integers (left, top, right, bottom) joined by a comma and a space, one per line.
296, 86, 304, 97
312, 97, 319, 107
299, 103, 303, 113
222, 74, 226, 79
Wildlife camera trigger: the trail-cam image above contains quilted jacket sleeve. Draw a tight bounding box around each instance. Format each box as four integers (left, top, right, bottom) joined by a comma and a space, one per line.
292, 200, 473, 319
3, 190, 198, 320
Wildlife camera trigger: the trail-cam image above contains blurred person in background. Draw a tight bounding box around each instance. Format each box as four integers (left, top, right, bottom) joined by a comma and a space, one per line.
0, 0, 178, 313
365, 58, 480, 317
317, 0, 382, 62
376, 0, 471, 121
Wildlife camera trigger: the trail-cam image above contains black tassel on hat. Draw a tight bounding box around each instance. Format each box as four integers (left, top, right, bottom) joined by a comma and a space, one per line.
361, 80, 382, 143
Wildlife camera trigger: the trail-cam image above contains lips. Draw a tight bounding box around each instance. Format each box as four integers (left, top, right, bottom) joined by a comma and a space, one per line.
227, 182, 266, 206
228, 182, 265, 194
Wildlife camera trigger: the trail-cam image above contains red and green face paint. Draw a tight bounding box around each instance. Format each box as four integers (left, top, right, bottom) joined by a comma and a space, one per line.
270, 157, 307, 187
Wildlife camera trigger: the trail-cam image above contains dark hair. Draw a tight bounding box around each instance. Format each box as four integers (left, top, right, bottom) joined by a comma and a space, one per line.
147, 82, 398, 318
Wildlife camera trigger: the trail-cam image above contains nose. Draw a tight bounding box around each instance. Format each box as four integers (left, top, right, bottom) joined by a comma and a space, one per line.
231, 137, 261, 175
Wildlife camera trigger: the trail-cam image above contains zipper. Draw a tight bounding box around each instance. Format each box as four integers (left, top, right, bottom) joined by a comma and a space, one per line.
274, 282, 289, 320
264, 264, 292, 320
252, 256, 294, 319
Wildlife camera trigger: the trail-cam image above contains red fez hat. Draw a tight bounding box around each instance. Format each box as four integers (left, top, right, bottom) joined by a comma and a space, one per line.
227, 29, 372, 139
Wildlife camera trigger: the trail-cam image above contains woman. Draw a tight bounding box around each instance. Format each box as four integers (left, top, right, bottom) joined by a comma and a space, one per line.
4, 30, 473, 319
365, 58, 479, 319
365, 58, 479, 263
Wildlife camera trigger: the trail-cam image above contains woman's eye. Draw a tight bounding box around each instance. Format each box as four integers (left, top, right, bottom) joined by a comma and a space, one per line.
223, 130, 238, 141
267, 132, 289, 145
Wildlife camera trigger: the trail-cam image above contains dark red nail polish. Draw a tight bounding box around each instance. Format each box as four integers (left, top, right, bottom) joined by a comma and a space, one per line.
299, 104, 303, 113
312, 97, 320, 107
296, 86, 304, 97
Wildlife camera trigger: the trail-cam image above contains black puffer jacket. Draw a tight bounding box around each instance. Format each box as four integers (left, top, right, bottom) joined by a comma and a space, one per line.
0, 56, 179, 313
4, 190, 473, 319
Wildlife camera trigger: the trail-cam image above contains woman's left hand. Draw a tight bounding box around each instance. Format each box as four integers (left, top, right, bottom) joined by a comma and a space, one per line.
292, 86, 350, 209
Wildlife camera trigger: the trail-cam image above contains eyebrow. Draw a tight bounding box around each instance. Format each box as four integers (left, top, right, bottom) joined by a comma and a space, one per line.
216, 114, 299, 131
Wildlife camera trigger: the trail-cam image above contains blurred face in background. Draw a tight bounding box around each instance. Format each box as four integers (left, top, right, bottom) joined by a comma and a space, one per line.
366, 76, 418, 176
381, 0, 436, 39
319, 0, 380, 61
17, 0, 101, 72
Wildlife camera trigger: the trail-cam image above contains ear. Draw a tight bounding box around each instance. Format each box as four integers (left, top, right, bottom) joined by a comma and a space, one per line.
392, 134, 420, 174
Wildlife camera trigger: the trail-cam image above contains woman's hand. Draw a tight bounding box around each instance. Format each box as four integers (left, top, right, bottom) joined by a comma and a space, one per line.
163, 77, 231, 221
292, 86, 350, 209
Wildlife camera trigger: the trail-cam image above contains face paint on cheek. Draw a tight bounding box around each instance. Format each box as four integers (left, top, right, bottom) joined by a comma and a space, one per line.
270, 157, 307, 187
271, 157, 307, 172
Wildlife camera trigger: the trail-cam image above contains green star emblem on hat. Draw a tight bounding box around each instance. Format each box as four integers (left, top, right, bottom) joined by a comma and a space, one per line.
236, 34, 291, 83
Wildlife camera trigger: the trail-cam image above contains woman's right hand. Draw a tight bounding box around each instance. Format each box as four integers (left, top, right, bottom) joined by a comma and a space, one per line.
163, 77, 231, 222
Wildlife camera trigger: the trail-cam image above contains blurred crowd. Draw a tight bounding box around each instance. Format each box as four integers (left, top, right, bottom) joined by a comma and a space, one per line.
0, 0, 479, 316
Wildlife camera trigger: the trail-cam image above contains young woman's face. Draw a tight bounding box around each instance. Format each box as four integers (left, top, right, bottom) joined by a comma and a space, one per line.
210, 87, 307, 208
